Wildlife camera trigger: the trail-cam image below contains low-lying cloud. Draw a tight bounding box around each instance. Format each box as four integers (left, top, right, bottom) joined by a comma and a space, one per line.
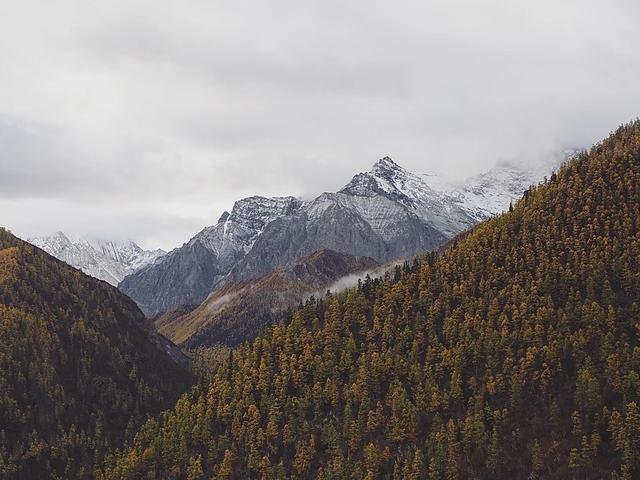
1, 0, 639, 249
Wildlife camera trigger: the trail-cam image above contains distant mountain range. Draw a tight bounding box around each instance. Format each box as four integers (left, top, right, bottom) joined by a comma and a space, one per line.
120, 156, 561, 317
28, 232, 165, 286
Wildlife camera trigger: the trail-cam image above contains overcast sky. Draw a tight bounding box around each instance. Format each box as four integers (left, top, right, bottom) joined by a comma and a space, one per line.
1, 0, 638, 250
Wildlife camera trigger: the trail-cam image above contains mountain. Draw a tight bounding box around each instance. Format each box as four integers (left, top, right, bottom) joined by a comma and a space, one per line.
119, 197, 301, 315
155, 249, 378, 347
0, 228, 191, 479
121, 157, 553, 316
444, 163, 557, 222
103, 121, 640, 479
27, 232, 165, 286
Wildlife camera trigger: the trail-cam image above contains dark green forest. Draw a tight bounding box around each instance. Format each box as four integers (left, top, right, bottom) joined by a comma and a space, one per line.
99, 122, 640, 479
0, 230, 192, 479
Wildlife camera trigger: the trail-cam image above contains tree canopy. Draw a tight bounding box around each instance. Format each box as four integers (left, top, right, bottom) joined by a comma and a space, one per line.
0, 230, 192, 479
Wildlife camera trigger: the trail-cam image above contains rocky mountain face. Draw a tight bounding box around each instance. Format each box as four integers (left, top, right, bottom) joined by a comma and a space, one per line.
120, 157, 557, 316
156, 249, 378, 348
119, 196, 301, 315
27, 232, 165, 286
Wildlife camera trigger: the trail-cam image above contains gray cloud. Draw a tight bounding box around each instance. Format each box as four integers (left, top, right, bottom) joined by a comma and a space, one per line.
1, 0, 639, 249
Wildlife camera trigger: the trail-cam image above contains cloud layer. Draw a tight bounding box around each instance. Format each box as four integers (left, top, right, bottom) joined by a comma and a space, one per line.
1, 0, 638, 249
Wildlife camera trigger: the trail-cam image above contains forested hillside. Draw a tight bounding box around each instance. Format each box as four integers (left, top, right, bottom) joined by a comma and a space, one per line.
102, 121, 640, 479
158, 249, 378, 348
0, 230, 192, 479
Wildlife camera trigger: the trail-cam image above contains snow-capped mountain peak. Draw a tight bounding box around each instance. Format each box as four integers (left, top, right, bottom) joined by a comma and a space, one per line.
342, 156, 429, 203
27, 234, 165, 286
452, 165, 542, 220
191, 195, 302, 253
228, 195, 301, 230
369, 156, 408, 184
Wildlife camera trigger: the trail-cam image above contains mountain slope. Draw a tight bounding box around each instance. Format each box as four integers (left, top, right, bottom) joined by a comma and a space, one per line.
0, 229, 191, 479
122, 158, 549, 316
157, 249, 378, 347
27, 232, 165, 286
103, 121, 640, 479
119, 197, 301, 316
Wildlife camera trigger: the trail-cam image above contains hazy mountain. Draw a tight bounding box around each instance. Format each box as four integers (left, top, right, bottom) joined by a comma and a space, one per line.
27, 232, 165, 286
121, 157, 556, 316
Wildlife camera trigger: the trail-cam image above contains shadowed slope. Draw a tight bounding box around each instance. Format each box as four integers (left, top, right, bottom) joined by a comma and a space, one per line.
0, 229, 192, 479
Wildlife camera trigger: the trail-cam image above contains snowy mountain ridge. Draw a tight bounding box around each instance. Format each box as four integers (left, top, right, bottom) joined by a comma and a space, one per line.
191, 196, 302, 262
121, 155, 565, 316
338, 156, 559, 237
28, 232, 165, 286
